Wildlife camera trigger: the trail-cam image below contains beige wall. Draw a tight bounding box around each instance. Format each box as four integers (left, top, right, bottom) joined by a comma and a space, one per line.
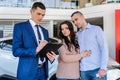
79, 0, 105, 8
79, 0, 88, 8
92, 0, 103, 5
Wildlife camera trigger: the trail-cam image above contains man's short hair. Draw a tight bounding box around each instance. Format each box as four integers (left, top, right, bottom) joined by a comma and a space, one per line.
32, 2, 46, 10
71, 11, 83, 17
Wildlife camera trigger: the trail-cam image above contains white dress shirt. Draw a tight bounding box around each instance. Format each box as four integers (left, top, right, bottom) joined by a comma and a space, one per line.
29, 19, 46, 64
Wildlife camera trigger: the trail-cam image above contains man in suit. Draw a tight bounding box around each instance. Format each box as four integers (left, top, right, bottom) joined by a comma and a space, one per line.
12, 2, 56, 80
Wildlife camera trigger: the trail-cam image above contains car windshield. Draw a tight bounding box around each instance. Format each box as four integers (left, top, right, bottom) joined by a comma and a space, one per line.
0, 39, 12, 51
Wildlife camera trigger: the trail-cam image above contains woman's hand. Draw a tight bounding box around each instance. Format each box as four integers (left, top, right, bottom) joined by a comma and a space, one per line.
80, 50, 91, 58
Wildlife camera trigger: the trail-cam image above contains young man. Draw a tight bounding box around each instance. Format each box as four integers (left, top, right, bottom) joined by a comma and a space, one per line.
71, 11, 109, 80
12, 2, 56, 80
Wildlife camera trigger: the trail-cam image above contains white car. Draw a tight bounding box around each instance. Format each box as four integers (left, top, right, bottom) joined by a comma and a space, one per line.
0, 37, 120, 80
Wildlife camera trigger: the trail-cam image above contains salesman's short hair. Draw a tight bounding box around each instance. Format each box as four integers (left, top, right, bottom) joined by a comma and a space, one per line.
32, 2, 46, 10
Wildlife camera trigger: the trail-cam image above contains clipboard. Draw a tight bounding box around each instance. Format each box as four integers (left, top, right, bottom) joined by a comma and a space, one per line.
37, 43, 62, 57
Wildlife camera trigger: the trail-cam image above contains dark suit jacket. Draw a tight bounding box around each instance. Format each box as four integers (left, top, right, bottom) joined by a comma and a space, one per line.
12, 20, 49, 80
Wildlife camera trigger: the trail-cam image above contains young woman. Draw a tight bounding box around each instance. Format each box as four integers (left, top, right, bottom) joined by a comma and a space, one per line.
56, 21, 91, 80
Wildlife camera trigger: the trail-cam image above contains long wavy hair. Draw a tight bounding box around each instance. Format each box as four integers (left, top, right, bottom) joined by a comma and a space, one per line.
58, 21, 79, 52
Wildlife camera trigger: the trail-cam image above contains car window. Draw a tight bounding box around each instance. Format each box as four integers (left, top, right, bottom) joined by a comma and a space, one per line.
108, 65, 120, 70
49, 38, 58, 44
0, 39, 12, 51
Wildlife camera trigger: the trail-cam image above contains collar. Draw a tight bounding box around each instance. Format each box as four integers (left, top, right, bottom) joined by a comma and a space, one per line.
29, 19, 38, 27
79, 23, 91, 31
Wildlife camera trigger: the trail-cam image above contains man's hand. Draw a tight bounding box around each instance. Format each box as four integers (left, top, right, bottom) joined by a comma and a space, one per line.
36, 40, 48, 54
46, 51, 56, 61
97, 69, 107, 78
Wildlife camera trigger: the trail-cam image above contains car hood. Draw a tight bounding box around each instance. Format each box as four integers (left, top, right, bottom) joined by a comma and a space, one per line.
0, 49, 18, 77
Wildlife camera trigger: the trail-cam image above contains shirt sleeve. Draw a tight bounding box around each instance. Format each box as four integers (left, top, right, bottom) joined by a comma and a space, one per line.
96, 27, 109, 70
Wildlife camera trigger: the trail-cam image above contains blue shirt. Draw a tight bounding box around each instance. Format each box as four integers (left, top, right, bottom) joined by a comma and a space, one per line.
76, 23, 108, 71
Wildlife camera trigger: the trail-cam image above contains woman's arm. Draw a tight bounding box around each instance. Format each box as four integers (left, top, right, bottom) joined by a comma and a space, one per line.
59, 45, 91, 63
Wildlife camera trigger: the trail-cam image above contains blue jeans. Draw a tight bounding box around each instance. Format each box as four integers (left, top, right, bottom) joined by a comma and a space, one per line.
80, 68, 107, 80
56, 78, 80, 80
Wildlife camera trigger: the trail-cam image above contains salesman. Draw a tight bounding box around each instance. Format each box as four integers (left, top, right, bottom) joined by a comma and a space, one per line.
12, 2, 56, 80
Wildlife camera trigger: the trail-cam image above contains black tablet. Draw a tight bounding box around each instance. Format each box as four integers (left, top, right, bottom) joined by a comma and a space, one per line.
37, 43, 62, 57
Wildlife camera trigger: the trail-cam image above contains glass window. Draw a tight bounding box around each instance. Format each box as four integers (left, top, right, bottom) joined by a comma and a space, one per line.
60, 0, 79, 9
44, 0, 55, 8
0, 30, 3, 38
0, 21, 13, 37
17, 0, 27, 7
56, 0, 60, 8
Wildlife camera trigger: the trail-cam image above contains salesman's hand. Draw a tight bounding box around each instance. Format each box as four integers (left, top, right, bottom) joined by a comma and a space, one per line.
36, 40, 48, 54
46, 51, 56, 61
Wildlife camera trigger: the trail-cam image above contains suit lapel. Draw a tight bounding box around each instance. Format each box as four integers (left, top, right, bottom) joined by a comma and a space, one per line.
26, 20, 38, 46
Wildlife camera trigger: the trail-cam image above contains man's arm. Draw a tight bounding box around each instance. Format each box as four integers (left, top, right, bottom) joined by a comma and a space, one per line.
12, 24, 36, 57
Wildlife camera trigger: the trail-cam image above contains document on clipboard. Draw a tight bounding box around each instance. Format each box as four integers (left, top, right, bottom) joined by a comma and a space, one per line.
37, 43, 63, 57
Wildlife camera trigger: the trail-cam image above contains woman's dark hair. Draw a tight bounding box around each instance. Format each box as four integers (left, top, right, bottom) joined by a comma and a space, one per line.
32, 2, 46, 10
59, 21, 79, 52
